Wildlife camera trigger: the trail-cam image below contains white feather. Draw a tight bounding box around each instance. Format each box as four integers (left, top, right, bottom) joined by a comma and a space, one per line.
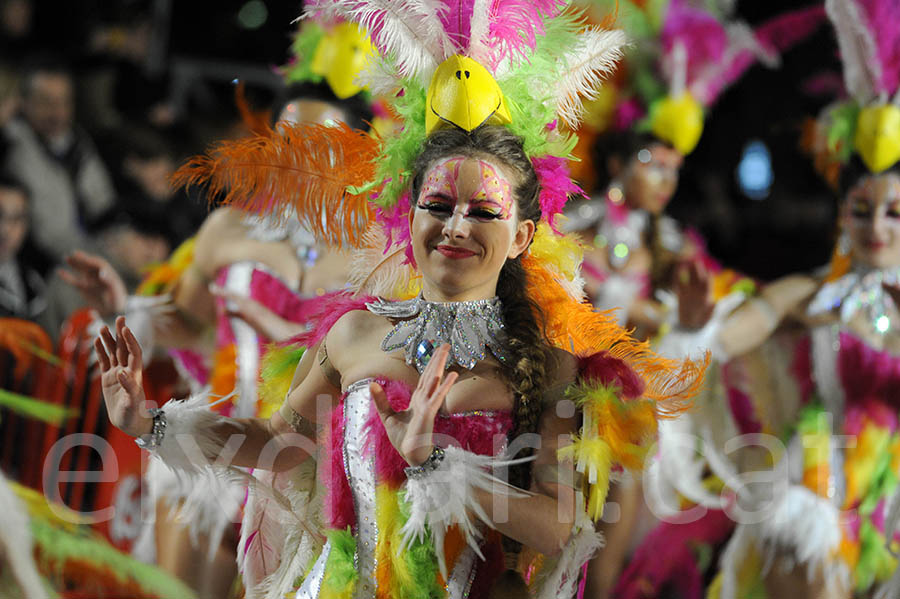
239, 464, 322, 599
0, 471, 48, 599
322, 0, 452, 85
347, 226, 420, 299
825, 0, 884, 104
356, 55, 404, 98
555, 28, 628, 129
533, 510, 604, 598
467, 0, 495, 64
401, 446, 532, 579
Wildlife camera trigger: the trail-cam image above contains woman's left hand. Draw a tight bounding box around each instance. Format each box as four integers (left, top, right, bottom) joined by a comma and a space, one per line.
371, 343, 458, 466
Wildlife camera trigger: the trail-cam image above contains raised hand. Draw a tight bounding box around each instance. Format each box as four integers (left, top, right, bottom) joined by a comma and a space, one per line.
209, 283, 306, 341
674, 260, 714, 330
95, 316, 152, 437
60, 251, 128, 317
371, 344, 459, 466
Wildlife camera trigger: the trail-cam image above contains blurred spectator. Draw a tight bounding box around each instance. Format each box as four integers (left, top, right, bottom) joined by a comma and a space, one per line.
0, 173, 47, 322
3, 60, 116, 261
0, 0, 34, 58
0, 65, 19, 165
102, 127, 206, 248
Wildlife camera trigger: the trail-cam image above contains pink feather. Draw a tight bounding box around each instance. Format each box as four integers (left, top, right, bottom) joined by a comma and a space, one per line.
238, 470, 294, 590
283, 291, 375, 349
614, 509, 735, 599
324, 400, 356, 529
374, 193, 416, 266
532, 154, 586, 233
661, 0, 729, 87
440, 0, 477, 53
683, 5, 826, 105
857, 0, 900, 95
578, 352, 645, 399
484, 0, 566, 69
362, 377, 514, 488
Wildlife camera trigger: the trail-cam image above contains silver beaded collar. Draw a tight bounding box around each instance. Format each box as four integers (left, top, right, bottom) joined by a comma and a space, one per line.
807, 265, 900, 334
366, 296, 508, 373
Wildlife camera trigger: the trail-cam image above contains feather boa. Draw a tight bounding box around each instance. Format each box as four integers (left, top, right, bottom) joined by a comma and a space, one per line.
400, 445, 531, 578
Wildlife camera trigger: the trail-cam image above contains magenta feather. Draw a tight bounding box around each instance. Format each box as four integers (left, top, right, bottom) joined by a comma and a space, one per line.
686, 4, 826, 105
483, 0, 567, 69
374, 193, 415, 266
578, 352, 645, 399
532, 155, 586, 233
661, 0, 729, 88
362, 377, 513, 488
857, 0, 900, 95
324, 400, 356, 529
440, 0, 477, 53
284, 291, 374, 349
614, 509, 735, 599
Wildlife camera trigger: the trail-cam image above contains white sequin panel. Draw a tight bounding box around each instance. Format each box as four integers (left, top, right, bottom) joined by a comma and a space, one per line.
446, 545, 479, 598
343, 382, 378, 598
294, 541, 330, 598
223, 262, 260, 418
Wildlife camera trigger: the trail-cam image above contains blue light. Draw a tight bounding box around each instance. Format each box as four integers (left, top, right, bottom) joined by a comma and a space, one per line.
737, 140, 773, 200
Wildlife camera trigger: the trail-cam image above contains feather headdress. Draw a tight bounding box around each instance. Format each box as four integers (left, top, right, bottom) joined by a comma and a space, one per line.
174, 1, 709, 412
580, 0, 825, 155
813, 0, 900, 174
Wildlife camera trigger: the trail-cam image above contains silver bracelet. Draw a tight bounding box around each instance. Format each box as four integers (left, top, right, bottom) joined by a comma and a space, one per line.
135, 408, 167, 450
404, 446, 445, 480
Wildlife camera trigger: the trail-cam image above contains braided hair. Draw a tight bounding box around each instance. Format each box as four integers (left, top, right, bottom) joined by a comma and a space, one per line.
410, 126, 559, 578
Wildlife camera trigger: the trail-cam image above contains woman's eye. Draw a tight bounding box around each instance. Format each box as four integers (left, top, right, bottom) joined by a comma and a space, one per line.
887, 206, 900, 219
851, 202, 872, 217
420, 202, 452, 215
467, 209, 501, 220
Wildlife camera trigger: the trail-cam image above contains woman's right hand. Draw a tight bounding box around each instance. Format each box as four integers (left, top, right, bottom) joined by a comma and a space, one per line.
95, 316, 152, 437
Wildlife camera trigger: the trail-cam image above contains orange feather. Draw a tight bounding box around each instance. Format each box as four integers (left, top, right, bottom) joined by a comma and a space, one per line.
234, 81, 272, 137
171, 121, 380, 248
0, 318, 54, 381
522, 255, 707, 415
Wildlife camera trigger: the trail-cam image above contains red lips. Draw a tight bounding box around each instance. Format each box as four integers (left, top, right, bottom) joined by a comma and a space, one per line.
436, 244, 476, 259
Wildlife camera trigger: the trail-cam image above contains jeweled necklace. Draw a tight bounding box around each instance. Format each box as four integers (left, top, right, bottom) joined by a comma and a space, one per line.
807, 264, 900, 334
366, 295, 508, 373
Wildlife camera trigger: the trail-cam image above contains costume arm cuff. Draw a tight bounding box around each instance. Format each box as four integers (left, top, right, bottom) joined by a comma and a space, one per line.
135, 392, 236, 475
400, 445, 530, 578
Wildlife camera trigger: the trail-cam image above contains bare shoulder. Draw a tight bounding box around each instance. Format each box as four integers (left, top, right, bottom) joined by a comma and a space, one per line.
192, 208, 246, 275
324, 305, 390, 353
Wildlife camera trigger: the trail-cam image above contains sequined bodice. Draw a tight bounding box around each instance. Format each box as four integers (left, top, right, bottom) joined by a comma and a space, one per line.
296, 381, 513, 598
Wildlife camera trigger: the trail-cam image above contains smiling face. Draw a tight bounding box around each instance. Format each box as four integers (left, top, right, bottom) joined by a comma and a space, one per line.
410, 155, 535, 301
622, 143, 683, 214
842, 171, 900, 269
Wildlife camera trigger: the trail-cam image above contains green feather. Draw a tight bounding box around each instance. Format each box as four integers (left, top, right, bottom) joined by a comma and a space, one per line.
284, 23, 326, 85
0, 389, 78, 426
321, 528, 358, 598
29, 514, 197, 598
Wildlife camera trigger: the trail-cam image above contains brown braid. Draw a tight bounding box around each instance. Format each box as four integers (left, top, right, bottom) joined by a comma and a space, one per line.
410, 125, 558, 581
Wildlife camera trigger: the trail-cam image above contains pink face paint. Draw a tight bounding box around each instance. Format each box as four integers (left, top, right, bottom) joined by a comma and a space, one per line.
418, 157, 462, 209
417, 157, 514, 221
